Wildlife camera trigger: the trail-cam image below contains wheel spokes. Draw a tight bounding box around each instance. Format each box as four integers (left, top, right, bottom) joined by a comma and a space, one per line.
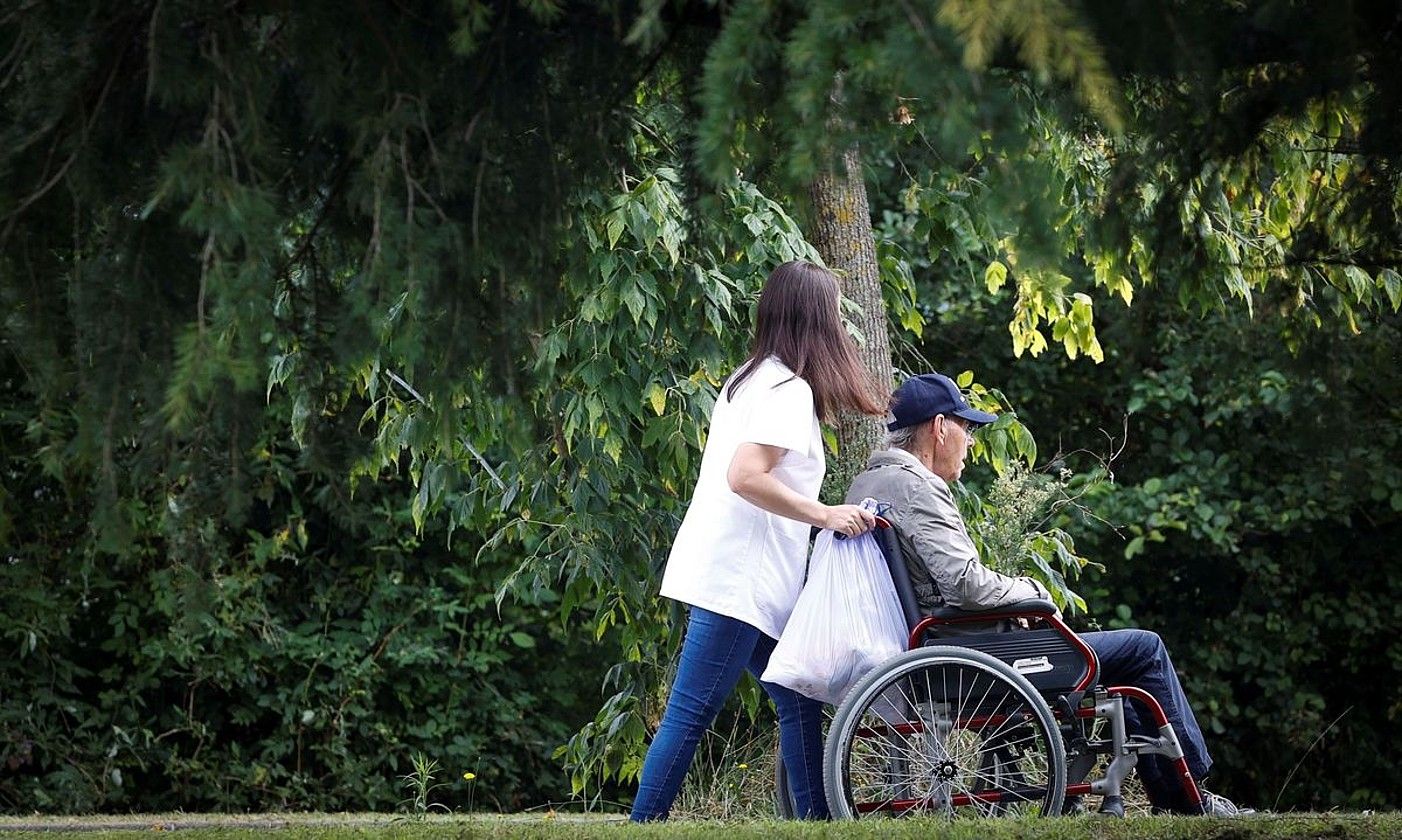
840, 659, 1059, 819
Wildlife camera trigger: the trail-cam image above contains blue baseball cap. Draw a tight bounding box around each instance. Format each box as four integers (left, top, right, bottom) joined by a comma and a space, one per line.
887, 373, 998, 431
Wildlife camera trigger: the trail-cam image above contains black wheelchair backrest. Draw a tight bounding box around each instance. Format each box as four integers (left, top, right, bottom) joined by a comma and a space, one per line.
872, 515, 923, 633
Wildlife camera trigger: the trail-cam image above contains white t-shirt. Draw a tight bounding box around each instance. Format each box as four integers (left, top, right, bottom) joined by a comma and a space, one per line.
659, 356, 825, 640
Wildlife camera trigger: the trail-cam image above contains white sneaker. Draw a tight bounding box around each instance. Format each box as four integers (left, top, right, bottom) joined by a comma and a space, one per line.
1201, 790, 1255, 816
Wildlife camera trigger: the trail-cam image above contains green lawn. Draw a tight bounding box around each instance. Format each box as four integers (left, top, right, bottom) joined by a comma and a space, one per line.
0, 813, 1398, 839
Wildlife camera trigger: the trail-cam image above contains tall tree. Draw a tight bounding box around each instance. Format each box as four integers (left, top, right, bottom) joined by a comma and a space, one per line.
808, 146, 892, 492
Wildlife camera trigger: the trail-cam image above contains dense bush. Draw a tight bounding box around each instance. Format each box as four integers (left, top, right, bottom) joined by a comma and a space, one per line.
1067, 301, 1402, 811
0, 365, 607, 812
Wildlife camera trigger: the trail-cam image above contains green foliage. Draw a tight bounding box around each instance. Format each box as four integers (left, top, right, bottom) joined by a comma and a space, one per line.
449, 146, 821, 799
960, 461, 1097, 613
881, 88, 1401, 371
0, 357, 603, 812
708, 2, 1402, 374
694, 0, 1122, 191
0, 2, 694, 812
937, 0, 1123, 131
1068, 306, 1402, 810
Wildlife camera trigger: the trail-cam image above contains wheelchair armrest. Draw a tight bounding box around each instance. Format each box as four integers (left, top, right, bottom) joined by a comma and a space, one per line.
927, 599, 1058, 621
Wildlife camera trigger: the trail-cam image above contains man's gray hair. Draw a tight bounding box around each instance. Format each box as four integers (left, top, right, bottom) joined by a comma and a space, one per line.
884, 421, 920, 452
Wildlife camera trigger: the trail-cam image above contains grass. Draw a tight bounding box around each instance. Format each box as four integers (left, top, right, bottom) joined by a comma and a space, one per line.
3, 719, 1389, 837
0, 812, 1399, 839
669, 715, 781, 821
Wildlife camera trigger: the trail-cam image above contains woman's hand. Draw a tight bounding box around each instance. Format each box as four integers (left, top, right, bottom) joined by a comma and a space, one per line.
823, 504, 877, 537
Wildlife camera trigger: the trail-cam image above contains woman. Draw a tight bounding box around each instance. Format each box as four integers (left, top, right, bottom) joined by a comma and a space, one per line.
631, 260, 888, 821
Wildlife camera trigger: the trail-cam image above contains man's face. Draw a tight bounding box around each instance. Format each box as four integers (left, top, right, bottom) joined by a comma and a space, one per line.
931, 415, 976, 482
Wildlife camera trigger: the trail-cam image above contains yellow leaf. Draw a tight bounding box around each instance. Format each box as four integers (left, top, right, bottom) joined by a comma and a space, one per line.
985, 260, 1009, 293
1088, 336, 1105, 363
646, 382, 667, 416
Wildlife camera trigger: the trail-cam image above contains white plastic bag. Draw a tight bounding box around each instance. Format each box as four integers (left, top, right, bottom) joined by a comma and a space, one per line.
762, 522, 908, 705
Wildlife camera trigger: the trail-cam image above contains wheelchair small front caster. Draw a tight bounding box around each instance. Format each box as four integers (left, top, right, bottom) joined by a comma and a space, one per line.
1097, 795, 1125, 818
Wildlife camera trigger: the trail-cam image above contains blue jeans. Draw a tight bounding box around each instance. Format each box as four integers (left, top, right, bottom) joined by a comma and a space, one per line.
630, 606, 829, 821
1082, 629, 1212, 811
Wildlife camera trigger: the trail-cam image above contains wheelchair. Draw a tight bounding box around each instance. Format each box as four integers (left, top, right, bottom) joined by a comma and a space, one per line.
775, 514, 1205, 819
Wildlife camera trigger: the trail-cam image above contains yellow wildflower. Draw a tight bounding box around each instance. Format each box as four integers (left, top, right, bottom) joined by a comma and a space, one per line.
463, 771, 476, 781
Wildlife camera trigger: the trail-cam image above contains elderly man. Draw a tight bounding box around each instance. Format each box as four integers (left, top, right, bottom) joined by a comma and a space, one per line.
845, 372, 1250, 816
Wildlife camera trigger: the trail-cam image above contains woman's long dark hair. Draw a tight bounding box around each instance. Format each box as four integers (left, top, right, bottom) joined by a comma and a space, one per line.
725, 260, 887, 422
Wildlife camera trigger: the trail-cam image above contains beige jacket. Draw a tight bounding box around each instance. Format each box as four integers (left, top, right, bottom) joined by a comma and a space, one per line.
845, 448, 1050, 614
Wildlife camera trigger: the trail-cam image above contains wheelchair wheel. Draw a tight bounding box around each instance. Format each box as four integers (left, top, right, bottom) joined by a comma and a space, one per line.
824, 646, 1066, 819
774, 749, 797, 818
774, 708, 836, 818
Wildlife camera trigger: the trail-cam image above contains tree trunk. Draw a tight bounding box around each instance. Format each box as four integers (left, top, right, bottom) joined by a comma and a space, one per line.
808, 145, 893, 499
